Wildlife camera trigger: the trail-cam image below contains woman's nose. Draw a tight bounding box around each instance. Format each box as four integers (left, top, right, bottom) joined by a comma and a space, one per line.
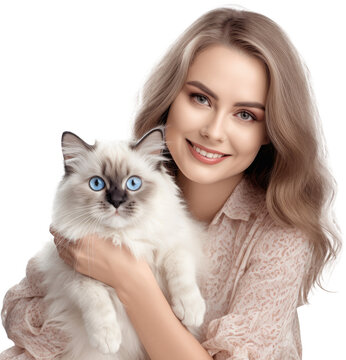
200, 111, 227, 143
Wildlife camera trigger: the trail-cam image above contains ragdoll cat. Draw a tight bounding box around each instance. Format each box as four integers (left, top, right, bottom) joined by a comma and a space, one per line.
35, 127, 207, 360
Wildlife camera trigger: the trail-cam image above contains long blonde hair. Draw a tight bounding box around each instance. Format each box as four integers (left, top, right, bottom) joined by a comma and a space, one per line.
133, 7, 341, 303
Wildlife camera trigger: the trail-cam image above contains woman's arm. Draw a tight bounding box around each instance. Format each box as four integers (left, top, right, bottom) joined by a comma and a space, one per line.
53, 230, 213, 360
118, 260, 212, 360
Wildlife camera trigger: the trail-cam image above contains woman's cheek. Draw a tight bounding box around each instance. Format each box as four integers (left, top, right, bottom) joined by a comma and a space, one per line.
174, 103, 203, 131
232, 123, 266, 153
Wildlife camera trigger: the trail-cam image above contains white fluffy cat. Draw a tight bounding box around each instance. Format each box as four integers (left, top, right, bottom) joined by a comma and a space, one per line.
35, 128, 207, 360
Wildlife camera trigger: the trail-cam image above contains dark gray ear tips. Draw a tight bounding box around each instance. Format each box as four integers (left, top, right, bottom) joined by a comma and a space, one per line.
133, 127, 165, 148
61, 131, 96, 170
61, 131, 76, 143
132, 126, 166, 156
61, 131, 95, 151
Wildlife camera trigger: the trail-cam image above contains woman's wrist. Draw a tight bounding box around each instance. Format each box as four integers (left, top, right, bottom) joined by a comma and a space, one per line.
112, 256, 154, 306
114, 259, 213, 360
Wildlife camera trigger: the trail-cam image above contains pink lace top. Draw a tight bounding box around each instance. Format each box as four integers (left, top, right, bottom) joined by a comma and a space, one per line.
0, 176, 312, 360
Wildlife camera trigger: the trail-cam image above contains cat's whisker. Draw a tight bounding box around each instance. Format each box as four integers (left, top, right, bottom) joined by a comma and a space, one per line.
56, 204, 102, 216
56, 210, 104, 228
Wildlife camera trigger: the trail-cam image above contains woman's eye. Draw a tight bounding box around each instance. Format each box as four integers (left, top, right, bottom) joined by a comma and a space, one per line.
89, 176, 105, 191
126, 176, 142, 191
236, 111, 256, 121
191, 93, 210, 106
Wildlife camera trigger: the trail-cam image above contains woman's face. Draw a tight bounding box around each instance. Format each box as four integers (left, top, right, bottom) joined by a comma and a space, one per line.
165, 44, 269, 186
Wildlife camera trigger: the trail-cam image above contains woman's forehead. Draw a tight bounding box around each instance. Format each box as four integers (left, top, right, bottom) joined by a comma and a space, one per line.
186, 44, 268, 104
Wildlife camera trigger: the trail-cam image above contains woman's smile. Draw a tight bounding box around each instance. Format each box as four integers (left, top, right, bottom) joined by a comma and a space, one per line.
186, 139, 231, 165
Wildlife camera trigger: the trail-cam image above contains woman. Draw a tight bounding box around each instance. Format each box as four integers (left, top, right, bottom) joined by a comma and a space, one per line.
1, 7, 341, 360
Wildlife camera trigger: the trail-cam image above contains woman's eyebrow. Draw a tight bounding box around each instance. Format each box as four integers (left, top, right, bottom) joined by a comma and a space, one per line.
186, 80, 219, 100
186, 80, 265, 111
234, 101, 265, 111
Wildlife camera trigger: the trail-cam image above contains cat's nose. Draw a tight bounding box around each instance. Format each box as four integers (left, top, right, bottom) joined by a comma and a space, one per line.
106, 189, 127, 209
112, 200, 125, 208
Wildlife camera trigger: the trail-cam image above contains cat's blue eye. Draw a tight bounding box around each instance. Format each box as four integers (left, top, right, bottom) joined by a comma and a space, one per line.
126, 176, 142, 191
89, 176, 105, 191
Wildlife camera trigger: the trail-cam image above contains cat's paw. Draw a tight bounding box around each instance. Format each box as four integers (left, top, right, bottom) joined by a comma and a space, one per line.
172, 291, 206, 328
88, 325, 122, 354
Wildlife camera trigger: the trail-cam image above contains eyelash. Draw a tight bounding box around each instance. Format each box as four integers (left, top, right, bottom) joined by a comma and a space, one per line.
189, 93, 257, 121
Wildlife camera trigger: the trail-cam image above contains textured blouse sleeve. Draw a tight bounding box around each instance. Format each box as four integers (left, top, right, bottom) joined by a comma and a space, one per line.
0, 257, 68, 360
202, 224, 312, 360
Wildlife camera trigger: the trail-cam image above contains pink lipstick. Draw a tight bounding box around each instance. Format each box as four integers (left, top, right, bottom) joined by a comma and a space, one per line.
186, 139, 231, 165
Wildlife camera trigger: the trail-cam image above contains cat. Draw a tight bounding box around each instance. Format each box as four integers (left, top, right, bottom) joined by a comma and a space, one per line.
35, 127, 207, 360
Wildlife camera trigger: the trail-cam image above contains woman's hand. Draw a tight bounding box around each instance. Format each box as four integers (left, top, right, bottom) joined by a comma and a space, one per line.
49, 227, 152, 300
49, 227, 212, 359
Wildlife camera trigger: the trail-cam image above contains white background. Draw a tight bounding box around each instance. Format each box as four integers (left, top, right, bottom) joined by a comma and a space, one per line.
0, 0, 345, 358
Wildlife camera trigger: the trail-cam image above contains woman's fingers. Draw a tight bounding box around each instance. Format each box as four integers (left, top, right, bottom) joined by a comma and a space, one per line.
48, 226, 124, 283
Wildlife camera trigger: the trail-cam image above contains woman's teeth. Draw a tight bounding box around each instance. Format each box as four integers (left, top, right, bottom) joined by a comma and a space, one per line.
193, 145, 223, 159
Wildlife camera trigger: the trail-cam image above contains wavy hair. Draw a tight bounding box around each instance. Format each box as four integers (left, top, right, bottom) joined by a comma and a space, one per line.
133, 7, 341, 303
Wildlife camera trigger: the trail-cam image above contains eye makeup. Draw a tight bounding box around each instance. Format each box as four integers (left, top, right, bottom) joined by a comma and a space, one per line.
186, 80, 266, 112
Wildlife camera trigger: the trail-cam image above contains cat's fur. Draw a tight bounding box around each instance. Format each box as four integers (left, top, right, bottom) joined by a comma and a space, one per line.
35, 128, 207, 360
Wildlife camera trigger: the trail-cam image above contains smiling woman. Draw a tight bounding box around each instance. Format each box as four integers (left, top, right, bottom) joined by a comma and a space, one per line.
0, 5, 342, 360
131, 6, 341, 358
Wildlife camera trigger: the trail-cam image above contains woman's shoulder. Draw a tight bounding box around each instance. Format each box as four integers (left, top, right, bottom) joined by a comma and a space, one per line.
214, 175, 312, 261
239, 177, 312, 263
241, 176, 312, 251
251, 212, 313, 270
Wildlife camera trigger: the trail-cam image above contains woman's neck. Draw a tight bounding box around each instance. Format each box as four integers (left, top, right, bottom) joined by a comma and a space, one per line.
176, 171, 243, 224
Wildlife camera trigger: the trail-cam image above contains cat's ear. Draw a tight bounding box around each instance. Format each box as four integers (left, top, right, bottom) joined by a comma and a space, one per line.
61, 132, 95, 174
132, 127, 165, 155
61, 132, 94, 160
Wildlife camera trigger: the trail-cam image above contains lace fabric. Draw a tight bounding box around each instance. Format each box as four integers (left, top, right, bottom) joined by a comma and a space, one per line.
1, 259, 68, 360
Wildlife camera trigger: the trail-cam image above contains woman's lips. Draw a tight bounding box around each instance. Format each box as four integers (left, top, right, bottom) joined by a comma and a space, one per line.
186, 139, 231, 165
